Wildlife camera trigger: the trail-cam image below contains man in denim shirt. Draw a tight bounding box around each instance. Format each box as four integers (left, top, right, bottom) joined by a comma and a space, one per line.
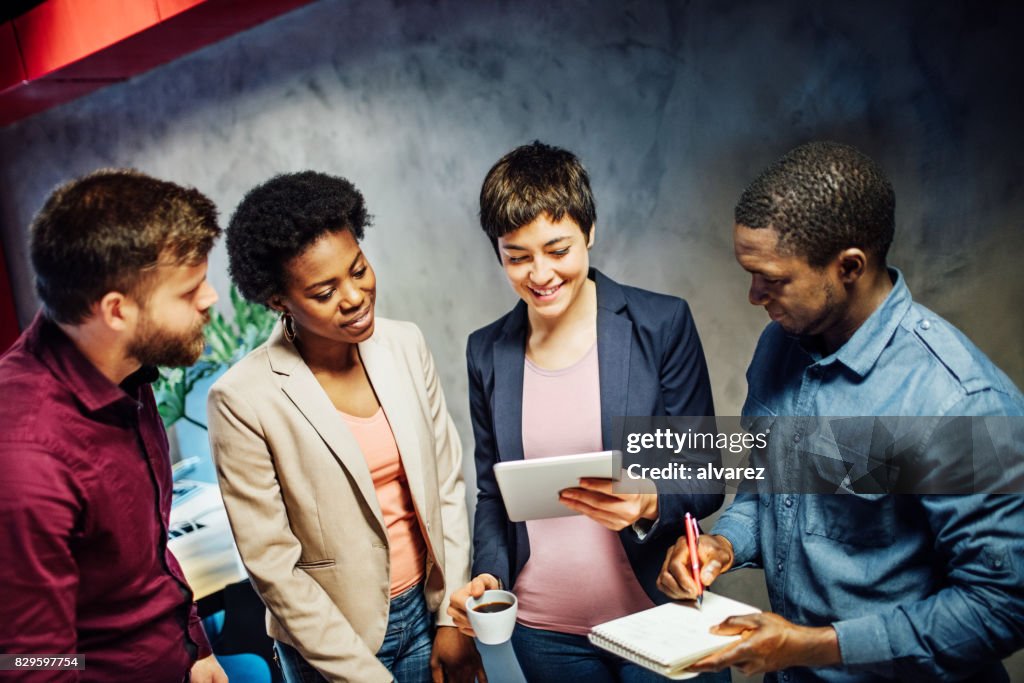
659, 142, 1024, 681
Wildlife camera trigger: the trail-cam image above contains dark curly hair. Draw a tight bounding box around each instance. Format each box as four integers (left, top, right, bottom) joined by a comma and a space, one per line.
226, 171, 371, 304
735, 141, 895, 268
479, 141, 596, 258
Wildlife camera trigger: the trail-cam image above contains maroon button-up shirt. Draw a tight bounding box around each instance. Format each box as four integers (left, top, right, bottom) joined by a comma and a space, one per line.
0, 313, 212, 682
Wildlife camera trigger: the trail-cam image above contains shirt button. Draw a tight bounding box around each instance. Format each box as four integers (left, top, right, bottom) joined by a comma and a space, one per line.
776, 561, 784, 572
919, 320, 932, 330
793, 434, 801, 443
785, 497, 794, 507
994, 559, 1004, 569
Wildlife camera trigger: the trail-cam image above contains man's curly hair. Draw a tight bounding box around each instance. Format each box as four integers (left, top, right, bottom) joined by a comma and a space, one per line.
226, 171, 371, 304
735, 141, 895, 268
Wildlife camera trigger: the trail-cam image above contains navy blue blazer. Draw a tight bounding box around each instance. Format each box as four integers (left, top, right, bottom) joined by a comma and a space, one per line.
467, 269, 722, 603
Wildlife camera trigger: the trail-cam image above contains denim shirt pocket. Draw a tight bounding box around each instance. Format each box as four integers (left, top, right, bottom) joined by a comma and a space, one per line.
804, 493, 897, 546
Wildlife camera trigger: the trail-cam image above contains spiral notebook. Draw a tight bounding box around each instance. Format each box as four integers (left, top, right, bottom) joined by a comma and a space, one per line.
588, 593, 760, 680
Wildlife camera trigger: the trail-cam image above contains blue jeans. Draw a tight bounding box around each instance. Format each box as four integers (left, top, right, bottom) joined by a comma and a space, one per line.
511, 623, 731, 683
275, 584, 434, 683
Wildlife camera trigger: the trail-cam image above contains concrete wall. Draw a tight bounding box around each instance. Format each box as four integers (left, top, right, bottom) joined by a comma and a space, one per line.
1, 1, 1021, 680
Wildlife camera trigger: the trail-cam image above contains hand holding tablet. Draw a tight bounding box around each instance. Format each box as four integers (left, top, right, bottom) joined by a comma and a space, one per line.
493, 450, 623, 522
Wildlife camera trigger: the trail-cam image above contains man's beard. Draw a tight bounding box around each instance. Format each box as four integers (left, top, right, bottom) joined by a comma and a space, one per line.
789, 279, 839, 339
127, 310, 210, 367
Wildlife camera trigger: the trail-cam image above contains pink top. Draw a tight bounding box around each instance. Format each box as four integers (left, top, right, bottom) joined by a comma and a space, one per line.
515, 343, 655, 635
339, 407, 427, 597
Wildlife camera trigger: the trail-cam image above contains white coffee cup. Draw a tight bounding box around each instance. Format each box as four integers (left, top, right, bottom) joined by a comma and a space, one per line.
465, 589, 518, 644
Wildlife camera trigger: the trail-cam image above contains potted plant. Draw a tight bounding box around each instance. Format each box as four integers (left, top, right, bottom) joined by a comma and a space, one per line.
154, 285, 277, 487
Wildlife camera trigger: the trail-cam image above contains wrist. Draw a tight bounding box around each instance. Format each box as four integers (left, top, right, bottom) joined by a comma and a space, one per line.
800, 625, 841, 667
712, 534, 734, 559
640, 493, 659, 521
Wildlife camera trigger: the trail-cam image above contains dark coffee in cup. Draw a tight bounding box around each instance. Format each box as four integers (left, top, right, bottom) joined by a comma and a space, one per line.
473, 601, 513, 613
467, 589, 517, 644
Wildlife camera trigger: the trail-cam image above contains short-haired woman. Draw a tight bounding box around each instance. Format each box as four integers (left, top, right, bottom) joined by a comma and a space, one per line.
448, 143, 727, 682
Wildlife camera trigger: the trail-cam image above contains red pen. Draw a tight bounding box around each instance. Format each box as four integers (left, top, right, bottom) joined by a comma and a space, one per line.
684, 512, 704, 608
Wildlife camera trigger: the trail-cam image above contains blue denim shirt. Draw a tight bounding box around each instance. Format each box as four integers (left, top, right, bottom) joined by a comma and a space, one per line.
713, 269, 1024, 682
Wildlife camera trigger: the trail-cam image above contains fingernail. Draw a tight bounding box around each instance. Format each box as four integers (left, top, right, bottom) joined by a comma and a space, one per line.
702, 560, 721, 582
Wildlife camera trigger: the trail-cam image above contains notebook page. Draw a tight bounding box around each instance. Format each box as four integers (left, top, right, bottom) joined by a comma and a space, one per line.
590, 592, 760, 667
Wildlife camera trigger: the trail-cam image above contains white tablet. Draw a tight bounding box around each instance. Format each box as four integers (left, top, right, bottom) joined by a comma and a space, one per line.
493, 450, 623, 522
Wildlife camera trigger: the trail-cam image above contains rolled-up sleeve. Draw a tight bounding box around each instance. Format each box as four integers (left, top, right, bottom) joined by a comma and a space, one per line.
834, 492, 1024, 678
710, 492, 763, 569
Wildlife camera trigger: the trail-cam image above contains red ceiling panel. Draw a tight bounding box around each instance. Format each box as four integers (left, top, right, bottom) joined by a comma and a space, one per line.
0, 21, 27, 93
0, 79, 101, 123
0, 0, 316, 127
156, 0, 208, 21
14, 0, 162, 80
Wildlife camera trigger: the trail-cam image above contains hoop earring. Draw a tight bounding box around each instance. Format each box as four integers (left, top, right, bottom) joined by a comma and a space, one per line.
282, 312, 297, 343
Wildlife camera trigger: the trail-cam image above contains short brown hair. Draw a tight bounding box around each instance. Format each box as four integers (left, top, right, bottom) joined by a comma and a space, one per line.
30, 169, 220, 323
479, 141, 596, 257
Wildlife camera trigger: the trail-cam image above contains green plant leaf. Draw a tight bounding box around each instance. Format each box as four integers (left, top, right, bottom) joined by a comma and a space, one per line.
154, 284, 277, 429
154, 367, 186, 427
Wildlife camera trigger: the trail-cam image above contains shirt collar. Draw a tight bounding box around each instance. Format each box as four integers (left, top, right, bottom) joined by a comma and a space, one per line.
25, 311, 156, 413
817, 267, 912, 378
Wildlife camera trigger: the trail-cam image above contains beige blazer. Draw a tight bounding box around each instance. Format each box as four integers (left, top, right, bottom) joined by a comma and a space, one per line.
207, 318, 471, 683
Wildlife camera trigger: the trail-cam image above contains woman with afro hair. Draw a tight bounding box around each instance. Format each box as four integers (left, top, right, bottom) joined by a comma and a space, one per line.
207, 171, 484, 683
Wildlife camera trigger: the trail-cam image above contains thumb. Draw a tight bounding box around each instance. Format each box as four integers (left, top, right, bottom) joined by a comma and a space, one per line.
429, 652, 444, 683
710, 613, 761, 635
698, 536, 733, 586
700, 559, 724, 587
472, 574, 499, 597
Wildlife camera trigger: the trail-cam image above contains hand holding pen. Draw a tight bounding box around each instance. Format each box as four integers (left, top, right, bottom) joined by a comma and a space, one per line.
684, 512, 704, 607
656, 516, 736, 603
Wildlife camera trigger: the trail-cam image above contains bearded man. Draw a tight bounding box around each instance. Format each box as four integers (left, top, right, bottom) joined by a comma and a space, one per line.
0, 170, 227, 683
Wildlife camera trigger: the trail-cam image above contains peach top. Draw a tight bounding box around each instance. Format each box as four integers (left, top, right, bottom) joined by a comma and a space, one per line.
340, 407, 427, 597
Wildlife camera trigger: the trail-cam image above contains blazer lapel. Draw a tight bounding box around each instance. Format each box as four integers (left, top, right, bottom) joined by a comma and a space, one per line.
358, 334, 429, 512
594, 270, 632, 449
492, 303, 527, 463
268, 324, 386, 535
